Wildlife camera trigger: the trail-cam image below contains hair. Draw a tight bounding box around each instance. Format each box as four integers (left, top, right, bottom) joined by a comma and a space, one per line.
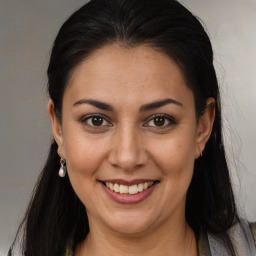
11, 0, 239, 255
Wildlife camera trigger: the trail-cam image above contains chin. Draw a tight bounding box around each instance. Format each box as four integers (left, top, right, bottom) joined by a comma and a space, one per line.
103, 211, 157, 236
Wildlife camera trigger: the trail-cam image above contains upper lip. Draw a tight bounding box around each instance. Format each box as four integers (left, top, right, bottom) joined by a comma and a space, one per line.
99, 179, 159, 186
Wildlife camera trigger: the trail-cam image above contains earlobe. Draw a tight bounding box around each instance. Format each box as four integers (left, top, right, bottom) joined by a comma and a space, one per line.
195, 97, 215, 159
48, 100, 64, 156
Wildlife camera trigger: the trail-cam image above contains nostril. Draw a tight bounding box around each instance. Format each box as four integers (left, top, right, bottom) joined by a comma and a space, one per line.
111, 163, 120, 169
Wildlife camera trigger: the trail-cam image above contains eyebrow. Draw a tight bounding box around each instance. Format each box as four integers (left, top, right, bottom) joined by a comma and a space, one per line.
139, 98, 183, 111
73, 98, 183, 111
73, 99, 114, 111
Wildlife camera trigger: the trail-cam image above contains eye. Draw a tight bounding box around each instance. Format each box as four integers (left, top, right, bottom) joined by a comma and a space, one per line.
81, 114, 111, 128
144, 114, 176, 128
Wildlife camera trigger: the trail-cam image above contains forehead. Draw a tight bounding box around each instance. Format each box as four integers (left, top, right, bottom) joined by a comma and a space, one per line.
65, 44, 194, 108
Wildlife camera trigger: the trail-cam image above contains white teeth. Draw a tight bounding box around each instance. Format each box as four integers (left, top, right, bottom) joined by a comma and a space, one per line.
105, 181, 156, 195
113, 183, 120, 193
143, 182, 149, 190
129, 185, 138, 195
138, 183, 144, 192
120, 185, 129, 194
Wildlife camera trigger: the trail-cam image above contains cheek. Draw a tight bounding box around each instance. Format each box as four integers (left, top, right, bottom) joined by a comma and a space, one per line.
63, 133, 110, 208
149, 135, 196, 213
63, 129, 109, 180
150, 131, 197, 178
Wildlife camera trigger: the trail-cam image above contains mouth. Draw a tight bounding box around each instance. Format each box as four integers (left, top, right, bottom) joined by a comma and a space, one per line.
100, 180, 160, 195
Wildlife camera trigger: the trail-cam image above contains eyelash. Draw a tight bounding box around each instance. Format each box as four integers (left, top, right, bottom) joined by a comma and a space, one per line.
143, 114, 177, 128
80, 114, 112, 129
80, 113, 177, 129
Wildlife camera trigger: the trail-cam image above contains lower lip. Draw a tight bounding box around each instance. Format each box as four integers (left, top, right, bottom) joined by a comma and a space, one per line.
100, 182, 158, 204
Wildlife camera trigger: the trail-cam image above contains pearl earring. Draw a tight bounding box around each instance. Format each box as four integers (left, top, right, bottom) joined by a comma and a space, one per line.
59, 158, 66, 177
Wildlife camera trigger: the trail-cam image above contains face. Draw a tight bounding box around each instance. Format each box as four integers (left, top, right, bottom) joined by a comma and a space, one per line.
49, 44, 214, 236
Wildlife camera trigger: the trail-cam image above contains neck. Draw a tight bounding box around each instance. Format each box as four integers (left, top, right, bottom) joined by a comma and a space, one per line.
75, 215, 197, 256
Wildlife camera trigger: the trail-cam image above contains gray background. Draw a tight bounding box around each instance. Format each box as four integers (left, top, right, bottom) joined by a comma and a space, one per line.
0, 0, 255, 255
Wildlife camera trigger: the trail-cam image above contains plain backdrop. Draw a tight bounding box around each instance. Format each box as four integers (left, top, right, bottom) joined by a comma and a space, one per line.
0, 0, 255, 255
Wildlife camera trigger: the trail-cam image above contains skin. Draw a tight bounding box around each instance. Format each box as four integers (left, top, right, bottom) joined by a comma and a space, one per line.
48, 44, 215, 256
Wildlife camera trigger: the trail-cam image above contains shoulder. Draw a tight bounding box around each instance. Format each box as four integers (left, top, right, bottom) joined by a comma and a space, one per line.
228, 220, 256, 254
206, 220, 256, 255
249, 222, 256, 246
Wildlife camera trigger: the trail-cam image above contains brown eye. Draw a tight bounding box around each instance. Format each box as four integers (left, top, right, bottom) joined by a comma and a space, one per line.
82, 115, 110, 128
91, 116, 104, 126
145, 114, 176, 128
153, 117, 165, 126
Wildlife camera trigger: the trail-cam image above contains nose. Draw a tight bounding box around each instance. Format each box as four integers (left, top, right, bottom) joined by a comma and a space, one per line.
107, 124, 148, 171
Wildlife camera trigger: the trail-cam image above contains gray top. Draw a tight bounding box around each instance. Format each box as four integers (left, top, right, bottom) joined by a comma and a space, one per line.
198, 220, 256, 256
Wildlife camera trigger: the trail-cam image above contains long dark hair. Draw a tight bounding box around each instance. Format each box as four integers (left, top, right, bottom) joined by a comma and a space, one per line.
12, 0, 239, 255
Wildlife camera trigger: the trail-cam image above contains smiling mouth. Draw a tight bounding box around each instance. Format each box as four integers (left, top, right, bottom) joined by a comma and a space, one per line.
101, 181, 160, 195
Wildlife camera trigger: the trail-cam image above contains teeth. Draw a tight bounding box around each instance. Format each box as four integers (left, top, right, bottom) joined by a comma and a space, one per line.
120, 185, 129, 194
143, 182, 148, 190
138, 183, 144, 192
129, 185, 138, 195
113, 183, 120, 193
104, 181, 155, 195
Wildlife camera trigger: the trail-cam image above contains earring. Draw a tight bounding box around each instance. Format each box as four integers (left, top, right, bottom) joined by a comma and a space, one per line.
59, 158, 66, 177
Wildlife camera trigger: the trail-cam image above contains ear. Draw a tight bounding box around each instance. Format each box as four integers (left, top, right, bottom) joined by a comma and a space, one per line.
195, 97, 215, 159
48, 100, 65, 158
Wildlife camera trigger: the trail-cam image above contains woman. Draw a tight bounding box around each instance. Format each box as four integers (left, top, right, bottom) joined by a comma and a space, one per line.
9, 0, 256, 255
